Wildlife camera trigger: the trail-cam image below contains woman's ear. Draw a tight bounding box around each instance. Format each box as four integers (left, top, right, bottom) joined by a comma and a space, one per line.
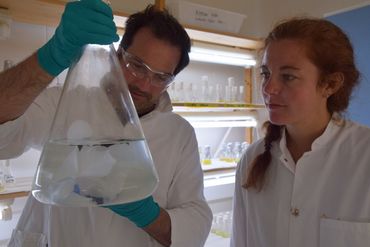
322, 72, 344, 98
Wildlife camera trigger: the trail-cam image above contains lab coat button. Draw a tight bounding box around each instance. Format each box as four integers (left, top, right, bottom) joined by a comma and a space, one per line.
291, 207, 299, 217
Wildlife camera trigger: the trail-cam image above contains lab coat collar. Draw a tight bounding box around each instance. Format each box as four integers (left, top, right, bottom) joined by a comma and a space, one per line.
278, 113, 344, 173
139, 91, 173, 121
279, 113, 344, 152
310, 113, 344, 150
155, 91, 173, 113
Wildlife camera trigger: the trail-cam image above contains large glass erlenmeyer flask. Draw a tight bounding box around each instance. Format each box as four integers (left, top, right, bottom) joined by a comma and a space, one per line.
32, 44, 159, 207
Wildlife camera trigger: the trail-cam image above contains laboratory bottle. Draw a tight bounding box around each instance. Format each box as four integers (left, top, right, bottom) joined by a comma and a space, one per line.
202, 145, 212, 165
32, 44, 159, 207
201, 75, 209, 102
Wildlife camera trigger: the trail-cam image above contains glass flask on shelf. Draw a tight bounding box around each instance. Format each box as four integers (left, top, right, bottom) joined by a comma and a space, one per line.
232, 142, 242, 163
32, 44, 159, 207
201, 75, 209, 102
202, 145, 212, 165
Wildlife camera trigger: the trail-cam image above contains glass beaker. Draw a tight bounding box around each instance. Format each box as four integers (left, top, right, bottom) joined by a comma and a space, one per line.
32, 44, 159, 207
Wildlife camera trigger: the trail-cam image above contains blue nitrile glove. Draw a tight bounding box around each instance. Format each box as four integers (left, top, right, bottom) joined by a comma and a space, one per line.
105, 196, 161, 228
37, 0, 119, 76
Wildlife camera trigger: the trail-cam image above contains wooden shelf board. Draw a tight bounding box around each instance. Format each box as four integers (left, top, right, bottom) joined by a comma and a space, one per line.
0, 191, 29, 200
172, 102, 265, 109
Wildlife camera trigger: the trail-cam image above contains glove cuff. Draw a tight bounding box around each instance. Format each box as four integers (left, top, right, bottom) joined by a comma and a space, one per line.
37, 39, 65, 77
107, 196, 161, 228
130, 196, 160, 228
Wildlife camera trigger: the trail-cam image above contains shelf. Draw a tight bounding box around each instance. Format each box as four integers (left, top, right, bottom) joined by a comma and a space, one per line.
0, 177, 32, 200
172, 102, 265, 109
0, 191, 29, 200
175, 110, 258, 119
173, 103, 263, 128
202, 160, 237, 172
203, 169, 236, 187
173, 103, 264, 120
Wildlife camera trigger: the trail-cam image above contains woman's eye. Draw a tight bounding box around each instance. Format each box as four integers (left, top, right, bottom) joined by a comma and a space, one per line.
282, 74, 297, 81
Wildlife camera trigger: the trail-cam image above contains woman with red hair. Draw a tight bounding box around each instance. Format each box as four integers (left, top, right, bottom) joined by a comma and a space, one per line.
231, 17, 370, 247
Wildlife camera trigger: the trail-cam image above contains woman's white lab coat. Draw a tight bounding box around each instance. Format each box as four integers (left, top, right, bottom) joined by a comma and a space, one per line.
231, 117, 370, 247
0, 87, 212, 247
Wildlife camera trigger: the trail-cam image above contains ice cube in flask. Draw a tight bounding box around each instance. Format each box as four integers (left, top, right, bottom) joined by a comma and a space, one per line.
32, 44, 159, 207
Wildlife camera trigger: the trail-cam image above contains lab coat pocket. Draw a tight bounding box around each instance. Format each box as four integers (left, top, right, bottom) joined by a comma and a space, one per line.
320, 218, 370, 247
7, 229, 47, 247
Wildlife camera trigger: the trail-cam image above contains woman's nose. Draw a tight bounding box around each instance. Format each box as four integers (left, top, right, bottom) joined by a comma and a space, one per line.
262, 77, 280, 95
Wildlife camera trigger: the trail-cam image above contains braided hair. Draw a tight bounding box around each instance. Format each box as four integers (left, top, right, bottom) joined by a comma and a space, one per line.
243, 122, 282, 191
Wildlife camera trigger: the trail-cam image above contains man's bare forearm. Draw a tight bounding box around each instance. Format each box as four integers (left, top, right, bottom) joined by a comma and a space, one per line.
143, 208, 172, 246
0, 53, 54, 124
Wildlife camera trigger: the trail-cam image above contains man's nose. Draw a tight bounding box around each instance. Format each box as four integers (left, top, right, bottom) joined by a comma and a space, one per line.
134, 75, 153, 91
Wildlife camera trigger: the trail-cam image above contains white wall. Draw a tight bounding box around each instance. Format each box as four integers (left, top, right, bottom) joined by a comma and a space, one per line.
109, 0, 156, 14
256, 0, 370, 37
0, 22, 46, 71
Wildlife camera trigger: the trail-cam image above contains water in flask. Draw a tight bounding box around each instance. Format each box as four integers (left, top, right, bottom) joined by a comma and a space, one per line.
32, 44, 159, 207
33, 139, 158, 206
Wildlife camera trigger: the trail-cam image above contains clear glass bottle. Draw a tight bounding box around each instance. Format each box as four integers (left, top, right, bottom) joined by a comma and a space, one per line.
201, 75, 209, 102
232, 142, 241, 163
202, 145, 212, 165
225, 142, 233, 162
32, 44, 159, 207
2, 160, 15, 184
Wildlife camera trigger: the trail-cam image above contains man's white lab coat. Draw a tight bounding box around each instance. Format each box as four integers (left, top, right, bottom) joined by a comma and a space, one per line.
231, 117, 370, 247
0, 87, 212, 247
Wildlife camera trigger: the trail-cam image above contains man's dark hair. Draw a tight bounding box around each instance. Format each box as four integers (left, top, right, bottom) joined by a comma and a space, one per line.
120, 5, 191, 75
